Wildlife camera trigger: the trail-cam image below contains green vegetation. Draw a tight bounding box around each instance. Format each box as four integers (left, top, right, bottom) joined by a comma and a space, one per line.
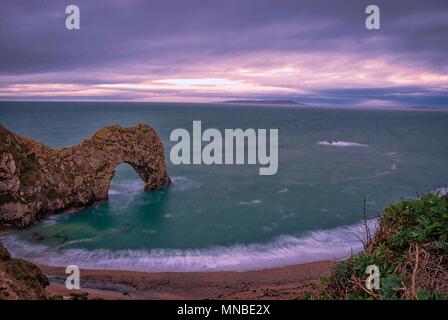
0, 193, 17, 205
95, 163, 108, 174
19, 152, 40, 185
47, 189, 61, 200
306, 192, 448, 300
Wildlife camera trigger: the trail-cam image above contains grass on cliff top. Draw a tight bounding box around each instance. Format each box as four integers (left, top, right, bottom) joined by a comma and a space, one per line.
0, 125, 40, 187
305, 191, 448, 300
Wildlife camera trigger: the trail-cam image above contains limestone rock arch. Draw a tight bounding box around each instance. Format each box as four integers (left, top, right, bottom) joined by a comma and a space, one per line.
0, 123, 170, 229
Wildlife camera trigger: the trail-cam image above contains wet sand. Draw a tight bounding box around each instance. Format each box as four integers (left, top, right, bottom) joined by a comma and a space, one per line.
40, 260, 336, 300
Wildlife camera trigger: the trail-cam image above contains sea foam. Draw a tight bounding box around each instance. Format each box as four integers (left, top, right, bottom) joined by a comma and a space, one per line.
0, 219, 377, 272
318, 140, 368, 147
108, 180, 144, 195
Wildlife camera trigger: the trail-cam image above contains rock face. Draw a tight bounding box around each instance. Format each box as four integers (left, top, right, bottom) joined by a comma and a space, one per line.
0, 243, 49, 300
0, 123, 170, 230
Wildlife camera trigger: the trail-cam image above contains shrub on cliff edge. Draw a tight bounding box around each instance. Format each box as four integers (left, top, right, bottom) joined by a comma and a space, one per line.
306, 192, 448, 300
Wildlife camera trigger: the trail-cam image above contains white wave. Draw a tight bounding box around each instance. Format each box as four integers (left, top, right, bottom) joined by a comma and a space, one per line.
170, 176, 203, 191
277, 188, 289, 194
318, 140, 368, 147
141, 228, 156, 235
374, 170, 392, 177
282, 212, 295, 218
238, 199, 262, 205
262, 222, 278, 233
0, 220, 378, 272
40, 213, 70, 228
56, 237, 100, 249
108, 179, 144, 196
387, 151, 398, 157
386, 151, 400, 171
109, 176, 201, 195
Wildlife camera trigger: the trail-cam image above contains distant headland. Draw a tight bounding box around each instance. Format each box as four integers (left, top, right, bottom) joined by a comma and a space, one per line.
221, 99, 305, 105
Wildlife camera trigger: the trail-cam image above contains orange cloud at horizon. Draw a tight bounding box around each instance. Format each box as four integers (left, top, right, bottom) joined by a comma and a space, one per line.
0, 52, 447, 102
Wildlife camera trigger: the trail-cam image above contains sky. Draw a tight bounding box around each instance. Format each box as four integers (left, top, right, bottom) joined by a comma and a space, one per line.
0, 0, 447, 107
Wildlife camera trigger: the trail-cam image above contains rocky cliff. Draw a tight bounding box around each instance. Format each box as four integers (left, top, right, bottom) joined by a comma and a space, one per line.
0, 243, 49, 300
0, 123, 170, 230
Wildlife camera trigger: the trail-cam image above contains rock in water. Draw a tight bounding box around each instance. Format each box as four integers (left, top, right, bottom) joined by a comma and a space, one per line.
0, 123, 170, 230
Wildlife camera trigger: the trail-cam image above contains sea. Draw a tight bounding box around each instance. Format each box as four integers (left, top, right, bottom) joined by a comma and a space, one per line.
1, 101, 447, 271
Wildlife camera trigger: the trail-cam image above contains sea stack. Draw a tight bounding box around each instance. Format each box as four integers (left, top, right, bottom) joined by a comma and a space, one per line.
0, 123, 170, 230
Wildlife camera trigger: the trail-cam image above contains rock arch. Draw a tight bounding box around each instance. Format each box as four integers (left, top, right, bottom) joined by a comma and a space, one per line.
107, 162, 145, 196
0, 123, 170, 229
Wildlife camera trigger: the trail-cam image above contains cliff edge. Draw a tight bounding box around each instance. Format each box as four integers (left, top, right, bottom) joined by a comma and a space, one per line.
0, 243, 49, 300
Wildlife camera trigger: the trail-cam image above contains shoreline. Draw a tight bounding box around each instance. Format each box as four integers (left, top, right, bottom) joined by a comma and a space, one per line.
39, 260, 336, 300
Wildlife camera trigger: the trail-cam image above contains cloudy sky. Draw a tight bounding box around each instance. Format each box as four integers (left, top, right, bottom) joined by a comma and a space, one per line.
0, 0, 447, 107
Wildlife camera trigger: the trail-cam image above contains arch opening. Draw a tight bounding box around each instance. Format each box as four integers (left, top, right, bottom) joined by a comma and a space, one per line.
108, 163, 145, 197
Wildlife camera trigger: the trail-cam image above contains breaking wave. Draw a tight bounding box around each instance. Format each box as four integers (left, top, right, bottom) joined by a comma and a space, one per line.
238, 200, 262, 205
0, 219, 377, 272
170, 176, 203, 191
108, 180, 144, 196
108, 176, 202, 196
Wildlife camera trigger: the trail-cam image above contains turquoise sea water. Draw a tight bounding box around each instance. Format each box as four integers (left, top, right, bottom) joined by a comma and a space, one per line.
1, 102, 447, 271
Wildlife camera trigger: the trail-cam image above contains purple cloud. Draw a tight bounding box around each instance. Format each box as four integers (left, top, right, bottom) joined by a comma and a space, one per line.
0, 0, 447, 106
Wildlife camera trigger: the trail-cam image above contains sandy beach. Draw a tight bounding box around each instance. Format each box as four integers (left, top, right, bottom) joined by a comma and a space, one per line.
39, 260, 336, 300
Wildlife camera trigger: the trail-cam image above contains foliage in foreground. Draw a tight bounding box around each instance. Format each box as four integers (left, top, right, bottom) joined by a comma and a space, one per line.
305, 192, 448, 300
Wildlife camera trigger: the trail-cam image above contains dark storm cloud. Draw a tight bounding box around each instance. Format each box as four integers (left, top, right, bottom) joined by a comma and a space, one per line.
1, 0, 447, 74
0, 0, 447, 104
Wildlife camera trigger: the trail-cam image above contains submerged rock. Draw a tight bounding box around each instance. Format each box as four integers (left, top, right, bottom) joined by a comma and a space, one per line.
30, 232, 46, 242
0, 123, 170, 230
